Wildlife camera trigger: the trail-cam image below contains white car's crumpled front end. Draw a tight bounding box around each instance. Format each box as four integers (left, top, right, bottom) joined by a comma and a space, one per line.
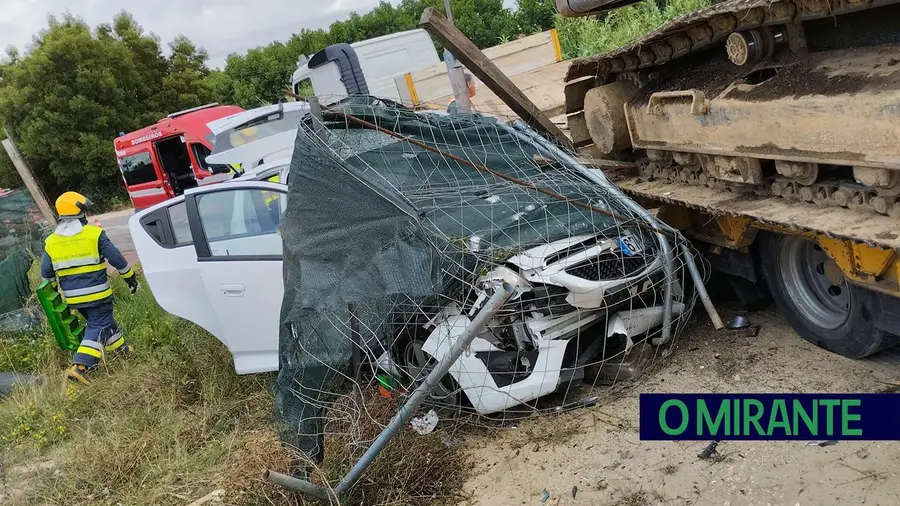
395, 233, 683, 414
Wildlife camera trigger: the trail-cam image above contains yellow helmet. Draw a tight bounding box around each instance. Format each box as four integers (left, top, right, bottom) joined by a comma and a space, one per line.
55, 191, 92, 217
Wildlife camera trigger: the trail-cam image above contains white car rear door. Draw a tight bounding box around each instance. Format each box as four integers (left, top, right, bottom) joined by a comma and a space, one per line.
130, 197, 225, 342
129, 181, 287, 374
185, 181, 287, 374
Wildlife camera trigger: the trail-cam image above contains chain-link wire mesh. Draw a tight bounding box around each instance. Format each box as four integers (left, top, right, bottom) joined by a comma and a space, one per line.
274, 95, 706, 484
0, 187, 48, 331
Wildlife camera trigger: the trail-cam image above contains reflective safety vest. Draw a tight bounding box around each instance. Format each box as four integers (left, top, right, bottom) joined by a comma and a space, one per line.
44, 224, 112, 306
263, 174, 281, 207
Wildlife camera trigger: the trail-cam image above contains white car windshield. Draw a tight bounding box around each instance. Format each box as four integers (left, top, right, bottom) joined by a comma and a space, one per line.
208, 106, 307, 158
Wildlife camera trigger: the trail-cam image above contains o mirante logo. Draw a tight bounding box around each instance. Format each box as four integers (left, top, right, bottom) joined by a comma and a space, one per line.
639, 394, 900, 440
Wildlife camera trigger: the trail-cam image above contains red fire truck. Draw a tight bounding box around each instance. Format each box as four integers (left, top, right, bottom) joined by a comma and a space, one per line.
114, 103, 244, 210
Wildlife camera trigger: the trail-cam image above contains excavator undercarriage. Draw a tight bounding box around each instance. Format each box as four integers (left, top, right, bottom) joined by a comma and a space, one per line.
565, 1, 900, 215
557, 0, 900, 358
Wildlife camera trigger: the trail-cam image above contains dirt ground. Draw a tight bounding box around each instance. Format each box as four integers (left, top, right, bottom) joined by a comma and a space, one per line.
458, 308, 900, 506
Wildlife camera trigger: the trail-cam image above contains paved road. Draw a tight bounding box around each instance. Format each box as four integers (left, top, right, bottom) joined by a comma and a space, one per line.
93, 208, 138, 266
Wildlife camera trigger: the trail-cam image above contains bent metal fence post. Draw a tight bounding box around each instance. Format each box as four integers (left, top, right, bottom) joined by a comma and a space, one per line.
266, 282, 517, 501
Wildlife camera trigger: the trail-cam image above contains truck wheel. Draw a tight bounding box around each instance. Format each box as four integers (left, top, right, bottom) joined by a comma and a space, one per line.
759, 232, 893, 358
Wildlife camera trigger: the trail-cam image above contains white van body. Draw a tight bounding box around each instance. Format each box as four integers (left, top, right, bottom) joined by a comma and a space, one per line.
290, 29, 440, 103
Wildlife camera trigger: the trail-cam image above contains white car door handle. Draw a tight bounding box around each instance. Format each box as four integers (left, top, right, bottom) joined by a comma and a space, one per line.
221, 284, 245, 297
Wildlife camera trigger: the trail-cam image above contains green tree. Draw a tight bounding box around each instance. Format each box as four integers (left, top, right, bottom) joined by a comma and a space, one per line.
0, 50, 19, 189
0, 12, 214, 201
512, 0, 558, 34
156, 36, 216, 112
212, 41, 298, 108
0, 127, 18, 190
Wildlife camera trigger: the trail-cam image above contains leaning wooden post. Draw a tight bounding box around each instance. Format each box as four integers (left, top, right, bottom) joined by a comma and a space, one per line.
418, 7, 573, 149
2, 129, 57, 227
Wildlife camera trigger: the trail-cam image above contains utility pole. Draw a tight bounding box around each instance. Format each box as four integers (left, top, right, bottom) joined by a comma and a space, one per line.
442, 0, 472, 113
2, 129, 57, 227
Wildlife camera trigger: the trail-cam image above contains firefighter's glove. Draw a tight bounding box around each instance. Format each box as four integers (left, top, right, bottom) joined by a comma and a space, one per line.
125, 276, 139, 294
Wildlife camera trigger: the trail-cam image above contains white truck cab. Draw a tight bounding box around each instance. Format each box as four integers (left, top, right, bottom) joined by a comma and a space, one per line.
291, 29, 440, 103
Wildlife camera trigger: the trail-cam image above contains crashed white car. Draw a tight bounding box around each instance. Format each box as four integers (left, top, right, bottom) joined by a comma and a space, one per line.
130, 106, 681, 415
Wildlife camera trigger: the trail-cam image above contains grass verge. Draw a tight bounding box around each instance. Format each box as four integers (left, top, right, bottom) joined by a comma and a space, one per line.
0, 276, 290, 505
0, 275, 469, 505
556, 0, 714, 59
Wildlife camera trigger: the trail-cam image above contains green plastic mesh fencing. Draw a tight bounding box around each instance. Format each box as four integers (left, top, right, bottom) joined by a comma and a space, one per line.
274, 96, 705, 473
0, 189, 49, 331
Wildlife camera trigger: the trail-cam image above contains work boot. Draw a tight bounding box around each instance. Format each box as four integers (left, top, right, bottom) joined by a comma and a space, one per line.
66, 364, 91, 386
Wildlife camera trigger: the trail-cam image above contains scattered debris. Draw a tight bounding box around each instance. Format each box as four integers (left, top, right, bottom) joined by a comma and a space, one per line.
697, 440, 721, 459
875, 379, 900, 388
186, 489, 225, 506
540, 488, 550, 502
572, 485, 578, 499
726, 314, 751, 330
443, 436, 459, 448
554, 396, 599, 414
807, 440, 839, 447
411, 409, 439, 435
533, 443, 540, 452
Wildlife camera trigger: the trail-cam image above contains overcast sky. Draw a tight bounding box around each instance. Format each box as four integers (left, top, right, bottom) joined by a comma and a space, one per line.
1, 0, 518, 68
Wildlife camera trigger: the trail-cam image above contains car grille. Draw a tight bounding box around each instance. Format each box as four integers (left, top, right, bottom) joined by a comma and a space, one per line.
566, 255, 648, 281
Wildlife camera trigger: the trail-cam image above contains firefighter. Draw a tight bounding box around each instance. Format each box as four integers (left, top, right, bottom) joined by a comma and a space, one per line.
447, 73, 477, 114
41, 191, 139, 385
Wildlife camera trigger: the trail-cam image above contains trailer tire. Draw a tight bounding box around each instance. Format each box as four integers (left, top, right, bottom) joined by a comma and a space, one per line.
759, 232, 893, 358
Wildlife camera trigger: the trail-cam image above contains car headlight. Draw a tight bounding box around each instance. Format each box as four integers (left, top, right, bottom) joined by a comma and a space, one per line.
467, 266, 531, 318
476, 266, 531, 294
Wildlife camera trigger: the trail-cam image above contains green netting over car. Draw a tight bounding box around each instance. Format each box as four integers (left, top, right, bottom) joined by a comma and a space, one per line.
275, 97, 701, 470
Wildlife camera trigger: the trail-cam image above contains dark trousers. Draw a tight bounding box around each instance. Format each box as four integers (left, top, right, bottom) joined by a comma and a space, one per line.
72, 300, 121, 367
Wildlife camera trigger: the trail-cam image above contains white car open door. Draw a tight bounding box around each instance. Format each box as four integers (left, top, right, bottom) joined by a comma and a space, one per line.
130, 181, 287, 374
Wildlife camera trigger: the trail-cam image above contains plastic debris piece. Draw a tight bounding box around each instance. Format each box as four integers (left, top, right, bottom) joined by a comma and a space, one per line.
554, 396, 599, 414
540, 489, 550, 503
726, 314, 751, 330
411, 409, 439, 435
806, 440, 838, 447
697, 440, 720, 459
572, 486, 578, 499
